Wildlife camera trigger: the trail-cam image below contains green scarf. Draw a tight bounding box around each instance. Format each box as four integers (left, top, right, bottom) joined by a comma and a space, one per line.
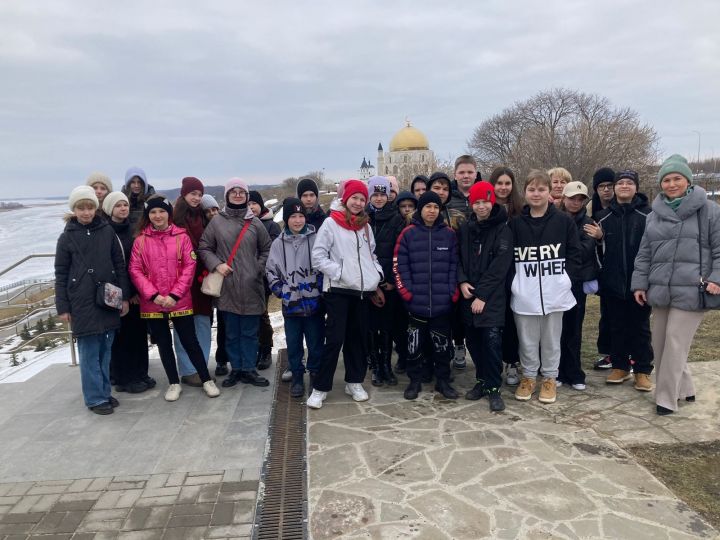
662, 186, 693, 212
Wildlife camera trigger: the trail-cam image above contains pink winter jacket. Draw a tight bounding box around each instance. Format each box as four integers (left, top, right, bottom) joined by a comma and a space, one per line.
129, 224, 197, 318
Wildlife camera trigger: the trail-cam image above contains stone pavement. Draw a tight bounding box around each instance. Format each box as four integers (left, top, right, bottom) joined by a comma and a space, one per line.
0, 347, 277, 539
307, 361, 720, 539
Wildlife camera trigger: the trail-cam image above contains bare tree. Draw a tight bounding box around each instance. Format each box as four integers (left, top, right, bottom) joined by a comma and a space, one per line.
468, 88, 660, 185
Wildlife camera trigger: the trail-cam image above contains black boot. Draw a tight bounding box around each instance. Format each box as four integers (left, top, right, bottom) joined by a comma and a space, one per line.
465, 382, 486, 401
290, 373, 305, 398
369, 349, 383, 387
256, 347, 272, 370
239, 370, 270, 387
214, 362, 229, 377
379, 334, 397, 386
404, 380, 422, 400
395, 356, 407, 374
434, 379, 459, 399
488, 390, 505, 412
221, 369, 241, 388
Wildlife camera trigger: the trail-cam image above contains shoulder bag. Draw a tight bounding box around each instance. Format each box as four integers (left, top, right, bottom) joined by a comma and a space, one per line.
201, 219, 252, 297
696, 212, 720, 309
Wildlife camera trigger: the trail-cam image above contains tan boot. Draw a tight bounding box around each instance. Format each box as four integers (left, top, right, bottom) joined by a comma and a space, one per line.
538, 378, 557, 404
606, 369, 632, 384
515, 377, 536, 401
633, 373, 653, 392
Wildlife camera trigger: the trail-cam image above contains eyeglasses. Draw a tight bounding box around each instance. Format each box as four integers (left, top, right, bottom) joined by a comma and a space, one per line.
597, 184, 613, 191
228, 189, 246, 196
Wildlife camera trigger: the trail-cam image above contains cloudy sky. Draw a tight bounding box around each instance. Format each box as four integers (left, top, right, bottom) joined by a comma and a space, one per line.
1, 0, 718, 198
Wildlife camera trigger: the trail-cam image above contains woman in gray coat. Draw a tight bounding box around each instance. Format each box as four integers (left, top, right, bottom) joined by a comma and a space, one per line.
632, 155, 720, 415
198, 178, 272, 388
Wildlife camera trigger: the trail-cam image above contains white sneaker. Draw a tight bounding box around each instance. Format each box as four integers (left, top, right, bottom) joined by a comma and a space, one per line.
556, 380, 563, 387
453, 345, 466, 369
165, 384, 182, 402
506, 363, 520, 386
307, 389, 327, 409
572, 383, 586, 391
281, 369, 292, 382
344, 383, 369, 402
203, 380, 220, 398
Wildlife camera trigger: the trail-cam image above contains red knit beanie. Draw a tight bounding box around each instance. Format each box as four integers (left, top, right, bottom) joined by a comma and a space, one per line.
341, 179, 368, 205
469, 181, 496, 205
181, 176, 204, 197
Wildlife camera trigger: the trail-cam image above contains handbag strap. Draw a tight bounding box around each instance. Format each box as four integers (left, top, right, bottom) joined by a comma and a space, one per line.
226, 220, 252, 268
697, 212, 705, 281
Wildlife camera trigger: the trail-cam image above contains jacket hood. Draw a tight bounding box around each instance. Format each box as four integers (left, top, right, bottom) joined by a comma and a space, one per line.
520, 202, 559, 221
64, 215, 107, 231
259, 208, 275, 221
140, 223, 186, 238
410, 212, 446, 230
281, 224, 316, 241
652, 185, 708, 220
124, 167, 149, 193
221, 205, 255, 220
468, 203, 507, 229
609, 192, 650, 214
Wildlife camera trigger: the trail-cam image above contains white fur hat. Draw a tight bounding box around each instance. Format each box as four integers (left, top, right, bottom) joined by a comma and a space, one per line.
102, 191, 129, 216
68, 186, 99, 211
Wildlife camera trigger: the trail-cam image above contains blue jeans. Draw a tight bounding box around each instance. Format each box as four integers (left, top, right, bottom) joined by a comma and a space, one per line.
173, 315, 211, 376
284, 314, 324, 376
77, 331, 115, 408
223, 312, 260, 371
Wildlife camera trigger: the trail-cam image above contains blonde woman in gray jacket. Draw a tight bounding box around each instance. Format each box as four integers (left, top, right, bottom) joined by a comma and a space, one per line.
632, 155, 720, 415
198, 178, 272, 389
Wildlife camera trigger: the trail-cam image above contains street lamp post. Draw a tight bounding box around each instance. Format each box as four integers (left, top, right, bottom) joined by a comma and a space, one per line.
692, 130, 701, 171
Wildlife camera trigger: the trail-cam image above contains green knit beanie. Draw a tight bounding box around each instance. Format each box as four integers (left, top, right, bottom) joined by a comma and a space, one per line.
657, 154, 693, 185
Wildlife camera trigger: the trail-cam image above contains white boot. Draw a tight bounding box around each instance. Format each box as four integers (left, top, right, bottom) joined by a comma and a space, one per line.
344, 383, 369, 402
307, 389, 327, 409
165, 384, 182, 402
203, 380, 220, 398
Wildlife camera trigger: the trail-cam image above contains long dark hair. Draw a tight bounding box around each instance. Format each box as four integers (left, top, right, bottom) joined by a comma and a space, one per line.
489, 166, 522, 219
173, 195, 208, 229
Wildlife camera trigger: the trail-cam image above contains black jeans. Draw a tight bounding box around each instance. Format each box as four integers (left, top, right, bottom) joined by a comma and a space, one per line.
147, 315, 211, 384
258, 291, 273, 349
407, 313, 452, 383
606, 296, 653, 374
391, 290, 409, 363
597, 294, 611, 355
313, 293, 369, 392
110, 304, 149, 385
215, 310, 228, 365
559, 287, 587, 385
465, 326, 504, 390
501, 300, 519, 365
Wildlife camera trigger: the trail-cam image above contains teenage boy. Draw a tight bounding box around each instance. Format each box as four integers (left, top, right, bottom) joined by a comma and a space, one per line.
510, 170, 581, 404
297, 178, 326, 230
447, 155, 478, 218
428, 172, 467, 368
394, 191, 459, 400
588, 170, 653, 391
396, 191, 417, 223
410, 175, 428, 199
458, 182, 513, 412
265, 198, 325, 397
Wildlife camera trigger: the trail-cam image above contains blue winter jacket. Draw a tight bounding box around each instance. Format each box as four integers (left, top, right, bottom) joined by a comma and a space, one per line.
393, 214, 459, 318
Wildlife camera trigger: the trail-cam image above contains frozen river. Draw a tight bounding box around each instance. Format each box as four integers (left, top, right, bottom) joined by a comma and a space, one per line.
0, 200, 66, 287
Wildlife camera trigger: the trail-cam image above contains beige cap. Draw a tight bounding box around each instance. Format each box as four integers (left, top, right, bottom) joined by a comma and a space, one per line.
562, 181, 589, 199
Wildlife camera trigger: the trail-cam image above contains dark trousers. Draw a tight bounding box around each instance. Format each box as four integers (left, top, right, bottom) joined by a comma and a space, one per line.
147, 315, 211, 385
215, 310, 228, 365
110, 304, 149, 385
451, 303, 465, 347
559, 288, 587, 385
502, 300, 519, 365
284, 314, 324, 376
465, 326, 503, 390
258, 291, 273, 349
597, 294, 611, 355
314, 293, 369, 392
606, 296, 653, 374
391, 293, 409, 364
407, 313, 452, 383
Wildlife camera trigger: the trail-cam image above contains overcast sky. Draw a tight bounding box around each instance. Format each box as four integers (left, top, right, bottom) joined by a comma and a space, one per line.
1, 0, 718, 198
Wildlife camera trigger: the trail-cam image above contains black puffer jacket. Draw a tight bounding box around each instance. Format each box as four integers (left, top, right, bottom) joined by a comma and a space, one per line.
107, 218, 137, 297
457, 205, 513, 327
55, 217, 131, 337
569, 207, 600, 284
370, 205, 406, 283
595, 194, 651, 299
306, 205, 327, 231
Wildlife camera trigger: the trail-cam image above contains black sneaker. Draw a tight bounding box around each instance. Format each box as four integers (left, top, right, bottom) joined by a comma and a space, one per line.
221, 370, 241, 388
118, 380, 148, 393
488, 391, 505, 412
90, 402, 114, 415
109, 396, 119, 408
465, 383, 487, 401
656, 405, 673, 416
290, 375, 304, 398
239, 370, 270, 387
434, 380, 459, 400
593, 355, 612, 370
404, 381, 422, 400
142, 376, 157, 389
215, 363, 229, 377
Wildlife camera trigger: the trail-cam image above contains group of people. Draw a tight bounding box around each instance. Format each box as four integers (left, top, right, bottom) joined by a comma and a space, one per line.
55, 153, 720, 417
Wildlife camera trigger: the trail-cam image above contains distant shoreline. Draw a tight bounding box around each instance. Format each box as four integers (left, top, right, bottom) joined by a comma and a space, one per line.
0, 202, 64, 213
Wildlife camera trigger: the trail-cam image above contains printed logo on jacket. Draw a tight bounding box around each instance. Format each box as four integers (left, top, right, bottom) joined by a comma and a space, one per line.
514, 243, 565, 277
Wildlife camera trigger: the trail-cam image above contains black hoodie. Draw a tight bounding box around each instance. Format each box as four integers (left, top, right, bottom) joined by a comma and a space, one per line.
457, 205, 513, 327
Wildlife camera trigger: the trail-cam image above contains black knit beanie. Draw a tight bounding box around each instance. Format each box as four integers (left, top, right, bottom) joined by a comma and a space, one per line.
592, 167, 615, 190
249, 190, 266, 209
144, 195, 173, 218
282, 197, 305, 227
296, 178, 319, 198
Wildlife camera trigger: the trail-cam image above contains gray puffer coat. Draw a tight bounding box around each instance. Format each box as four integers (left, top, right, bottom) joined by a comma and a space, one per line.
198, 206, 271, 316
631, 186, 720, 311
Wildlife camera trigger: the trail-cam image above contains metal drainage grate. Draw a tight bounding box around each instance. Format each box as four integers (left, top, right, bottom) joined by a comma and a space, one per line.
254, 348, 307, 539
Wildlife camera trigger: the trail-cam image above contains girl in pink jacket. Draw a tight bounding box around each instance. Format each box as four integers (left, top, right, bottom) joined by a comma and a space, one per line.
129, 195, 220, 401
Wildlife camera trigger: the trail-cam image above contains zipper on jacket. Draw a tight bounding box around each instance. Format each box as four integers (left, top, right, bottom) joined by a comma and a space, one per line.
355, 230, 364, 298
621, 212, 628, 295
428, 228, 432, 316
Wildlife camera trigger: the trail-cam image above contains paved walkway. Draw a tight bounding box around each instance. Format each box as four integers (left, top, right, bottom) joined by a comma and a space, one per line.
0, 347, 277, 539
308, 361, 720, 539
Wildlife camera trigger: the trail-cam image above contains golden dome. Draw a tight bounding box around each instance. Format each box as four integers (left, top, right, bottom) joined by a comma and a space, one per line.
389, 121, 429, 152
